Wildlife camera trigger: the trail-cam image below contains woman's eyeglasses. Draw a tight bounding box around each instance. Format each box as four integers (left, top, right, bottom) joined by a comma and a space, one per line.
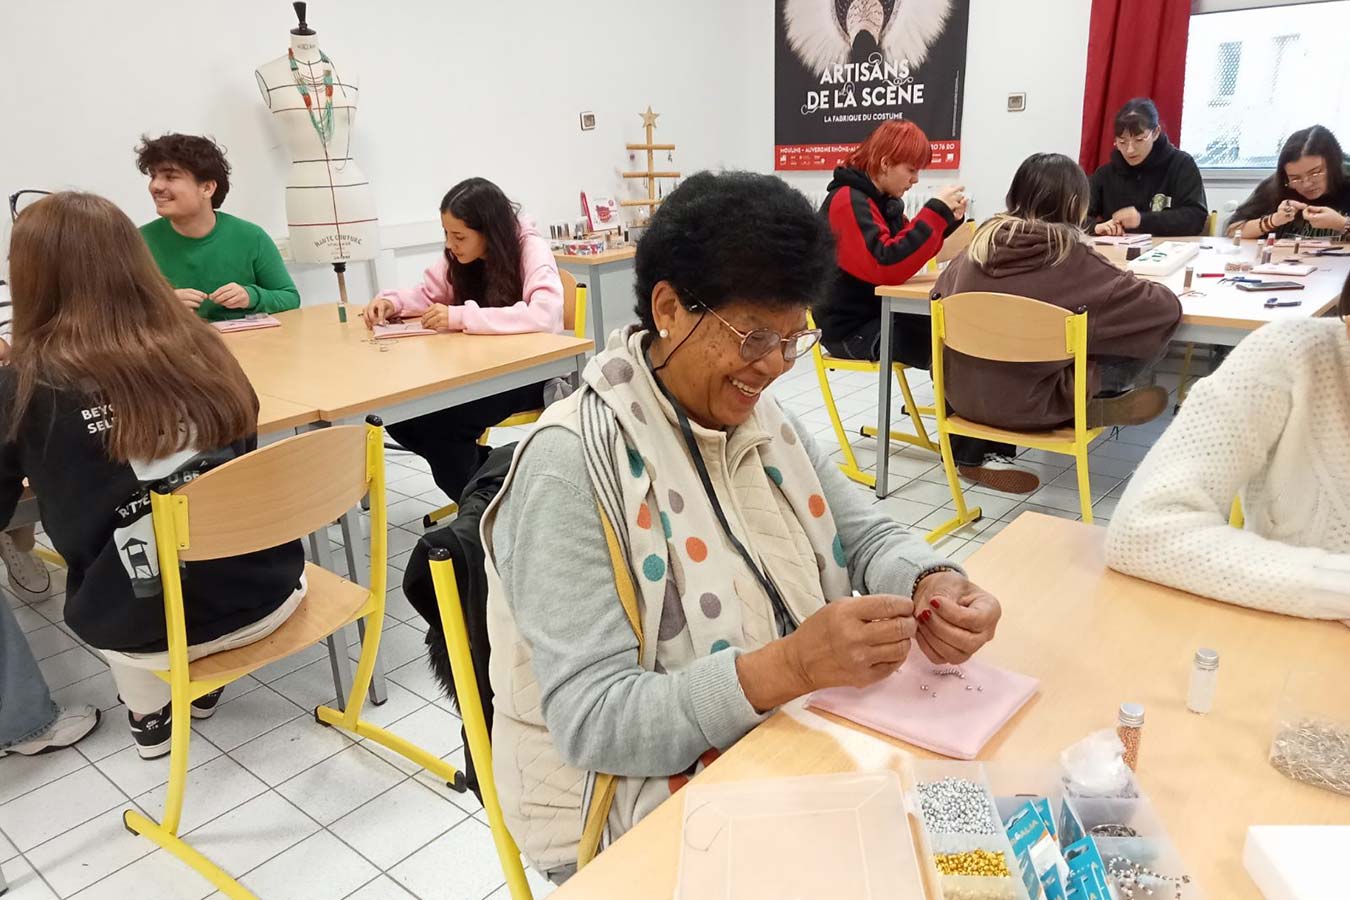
1286, 167, 1326, 188
8, 190, 52, 222
696, 304, 822, 362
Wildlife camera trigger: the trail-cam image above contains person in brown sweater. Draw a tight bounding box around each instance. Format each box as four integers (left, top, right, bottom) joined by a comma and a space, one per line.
934, 153, 1181, 437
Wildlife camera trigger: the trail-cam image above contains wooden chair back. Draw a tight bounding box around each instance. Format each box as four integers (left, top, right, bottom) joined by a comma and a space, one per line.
161, 424, 374, 562
560, 269, 579, 333
936, 291, 1075, 363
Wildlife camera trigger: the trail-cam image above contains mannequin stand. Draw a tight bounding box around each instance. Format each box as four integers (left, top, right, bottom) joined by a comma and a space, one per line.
334, 261, 349, 322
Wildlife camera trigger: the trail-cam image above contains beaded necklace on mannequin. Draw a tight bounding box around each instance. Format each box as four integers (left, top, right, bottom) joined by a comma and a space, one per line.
287, 47, 334, 146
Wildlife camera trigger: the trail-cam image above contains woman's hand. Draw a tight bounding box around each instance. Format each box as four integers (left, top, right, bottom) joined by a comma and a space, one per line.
735, 594, 915, 713
1111, 207, 1142, 230
1303, 205, 1347, 232
913, 571, 1001, 665
1274, 199, 1307, 227
1094, 220, 1125, 237
362, 297, 397, 328
786, 594, 916, 691
420, 303, 452, 332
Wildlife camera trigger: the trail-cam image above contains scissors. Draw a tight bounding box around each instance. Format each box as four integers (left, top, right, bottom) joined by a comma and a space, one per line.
1218, 275, 1262, 286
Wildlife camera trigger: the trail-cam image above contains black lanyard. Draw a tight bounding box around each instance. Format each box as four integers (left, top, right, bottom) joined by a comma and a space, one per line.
649, 359, 796, 636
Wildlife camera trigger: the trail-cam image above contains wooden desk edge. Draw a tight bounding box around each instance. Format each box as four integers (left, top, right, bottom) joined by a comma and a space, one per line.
315, 337, 594, 421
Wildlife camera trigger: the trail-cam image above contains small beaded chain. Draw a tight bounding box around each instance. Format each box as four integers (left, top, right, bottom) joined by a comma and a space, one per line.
1106, 855, 1192, 900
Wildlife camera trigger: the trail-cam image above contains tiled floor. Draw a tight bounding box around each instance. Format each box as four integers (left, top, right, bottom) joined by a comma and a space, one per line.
0, 357, 1177, 899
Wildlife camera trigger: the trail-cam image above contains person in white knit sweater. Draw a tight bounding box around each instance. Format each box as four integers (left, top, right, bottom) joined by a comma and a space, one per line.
1106, 279, 1350, 619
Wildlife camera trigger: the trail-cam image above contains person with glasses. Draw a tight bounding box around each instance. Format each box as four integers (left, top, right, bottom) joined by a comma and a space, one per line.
479, 171, 1003, 882
1087, 98, 1208, 237
1107, 275, 1350, 619
1228, 125, 1350, 240
136, 133, 300, 322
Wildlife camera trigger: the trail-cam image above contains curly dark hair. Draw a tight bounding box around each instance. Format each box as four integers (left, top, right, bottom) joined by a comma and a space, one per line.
633, 171, 835, 331
134, 133, 232, 209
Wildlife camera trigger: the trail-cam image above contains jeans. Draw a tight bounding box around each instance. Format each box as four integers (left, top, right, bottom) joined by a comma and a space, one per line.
0, 600, 59, 749
822, 319, 1016, 467
387, 382, 546, 502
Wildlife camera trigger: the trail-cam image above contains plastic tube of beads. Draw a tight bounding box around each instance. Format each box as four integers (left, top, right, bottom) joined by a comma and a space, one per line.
1117, 703, 1145, 771
1187, 648, 1220, 714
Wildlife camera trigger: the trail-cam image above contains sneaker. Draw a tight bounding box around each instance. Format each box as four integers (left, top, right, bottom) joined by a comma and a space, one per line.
0, 705, 100, 757
1087, 386, 1168, 428
191, 688, 225, 720
128, 705, 173, 760
957, 455, 1041, 494
0, 532, 50, 601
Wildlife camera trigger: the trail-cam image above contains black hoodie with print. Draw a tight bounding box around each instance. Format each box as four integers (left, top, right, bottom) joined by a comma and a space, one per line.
1086, 133, 1208, 236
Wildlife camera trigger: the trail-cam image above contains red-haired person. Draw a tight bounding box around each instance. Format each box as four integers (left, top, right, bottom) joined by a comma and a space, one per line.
814, 120, 1036, 493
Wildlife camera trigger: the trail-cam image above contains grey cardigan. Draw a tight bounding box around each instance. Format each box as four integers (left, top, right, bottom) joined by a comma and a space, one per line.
490, 411, 957, 779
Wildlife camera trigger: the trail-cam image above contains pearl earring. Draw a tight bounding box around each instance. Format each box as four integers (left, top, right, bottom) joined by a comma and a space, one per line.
659, 328, 670, 338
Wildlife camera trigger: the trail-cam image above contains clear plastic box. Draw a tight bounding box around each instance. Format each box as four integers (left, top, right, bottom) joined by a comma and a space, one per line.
674, 771, 926, 900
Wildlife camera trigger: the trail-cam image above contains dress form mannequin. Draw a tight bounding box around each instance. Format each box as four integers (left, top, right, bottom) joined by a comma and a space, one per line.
255, 2, 378, 304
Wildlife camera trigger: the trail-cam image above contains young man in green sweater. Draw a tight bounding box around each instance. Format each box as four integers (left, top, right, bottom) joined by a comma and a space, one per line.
136, 133, 300, 322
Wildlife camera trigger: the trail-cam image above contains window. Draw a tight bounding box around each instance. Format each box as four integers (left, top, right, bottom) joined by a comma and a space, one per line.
1181, 1, 1350, 168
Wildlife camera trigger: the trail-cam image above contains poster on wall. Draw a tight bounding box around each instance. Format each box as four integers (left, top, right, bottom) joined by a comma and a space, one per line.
774, 0, 971, 171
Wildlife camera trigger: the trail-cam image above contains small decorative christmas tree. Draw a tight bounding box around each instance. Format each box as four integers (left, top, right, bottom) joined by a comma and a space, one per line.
622, 106, 679, 219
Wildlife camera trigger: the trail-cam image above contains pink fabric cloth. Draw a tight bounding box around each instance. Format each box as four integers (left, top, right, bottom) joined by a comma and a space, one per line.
807, 656, 1039, 760
378, 216, 564, 335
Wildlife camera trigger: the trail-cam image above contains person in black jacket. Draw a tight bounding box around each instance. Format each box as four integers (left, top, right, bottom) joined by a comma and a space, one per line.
1088, 98, 1208, 237
815, 120, 1038, 494
0, 192, 305, 760
1228, 125, 1350, 240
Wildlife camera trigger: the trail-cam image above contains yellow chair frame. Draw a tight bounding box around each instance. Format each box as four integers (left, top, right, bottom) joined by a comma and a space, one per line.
422, 276, 588, 528
427, 551, 534, 900
123, 419, 467, 899
806, 312, 935, 489
927, 293, 1104, 542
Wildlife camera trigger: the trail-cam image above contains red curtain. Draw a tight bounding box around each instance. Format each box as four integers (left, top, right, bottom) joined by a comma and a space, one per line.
1078, 0, 1191, 172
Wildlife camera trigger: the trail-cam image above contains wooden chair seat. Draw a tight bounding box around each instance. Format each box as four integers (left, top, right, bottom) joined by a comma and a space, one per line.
189, 563, 369, 682
945, 414, 1097, 447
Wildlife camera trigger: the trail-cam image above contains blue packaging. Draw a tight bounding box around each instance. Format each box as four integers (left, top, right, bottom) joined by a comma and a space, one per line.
1062, 836, 1111, 900
1006, 803, 1067, 900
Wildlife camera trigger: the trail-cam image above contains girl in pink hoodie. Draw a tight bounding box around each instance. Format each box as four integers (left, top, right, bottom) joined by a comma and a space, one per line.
364, 177, 564, 501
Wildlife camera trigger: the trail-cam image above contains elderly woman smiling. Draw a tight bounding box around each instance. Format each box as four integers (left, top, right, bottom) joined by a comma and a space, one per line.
481, 171, 1003, 881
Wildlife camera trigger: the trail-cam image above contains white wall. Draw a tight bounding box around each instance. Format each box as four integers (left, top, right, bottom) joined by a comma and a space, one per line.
0, 0, 763, 300
8, 1, 1247, 306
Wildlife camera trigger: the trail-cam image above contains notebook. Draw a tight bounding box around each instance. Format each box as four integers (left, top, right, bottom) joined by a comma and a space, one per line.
808, 656, 1039, 760
1250, 262, 1315, 277
373, 321, 437, 339
211, 314, 281, 333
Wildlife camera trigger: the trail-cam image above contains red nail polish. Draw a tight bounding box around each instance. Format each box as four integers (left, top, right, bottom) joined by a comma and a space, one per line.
930, 599, 941, 609
920, 610, 932, 622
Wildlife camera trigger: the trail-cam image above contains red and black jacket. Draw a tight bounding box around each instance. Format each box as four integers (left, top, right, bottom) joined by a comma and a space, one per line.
813, 166, 962, 343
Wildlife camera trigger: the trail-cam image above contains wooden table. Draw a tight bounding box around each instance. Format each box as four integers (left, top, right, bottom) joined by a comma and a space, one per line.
255, 393, 320, 436
223, 304, 592, 708
222, 304, 593, 426
871, 239, 1349, 498
553, 514, 1350, 900
553, 247, 636, 346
